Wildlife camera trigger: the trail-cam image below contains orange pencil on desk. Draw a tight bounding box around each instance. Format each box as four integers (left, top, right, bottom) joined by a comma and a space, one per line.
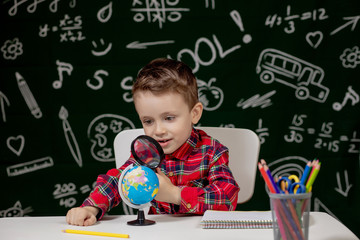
62, 229, 129, 238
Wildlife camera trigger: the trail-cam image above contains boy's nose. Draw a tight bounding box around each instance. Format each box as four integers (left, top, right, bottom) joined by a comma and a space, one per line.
154, 122, 166, 136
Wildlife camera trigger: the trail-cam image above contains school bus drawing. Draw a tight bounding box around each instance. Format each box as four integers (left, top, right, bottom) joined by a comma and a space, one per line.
256, 49, 329, 103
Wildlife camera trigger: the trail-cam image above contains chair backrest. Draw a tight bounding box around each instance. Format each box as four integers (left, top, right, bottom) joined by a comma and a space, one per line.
114, 127, 260, 204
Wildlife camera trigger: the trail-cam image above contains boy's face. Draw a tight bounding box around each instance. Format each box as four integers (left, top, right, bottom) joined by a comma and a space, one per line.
134, 91, 202, 154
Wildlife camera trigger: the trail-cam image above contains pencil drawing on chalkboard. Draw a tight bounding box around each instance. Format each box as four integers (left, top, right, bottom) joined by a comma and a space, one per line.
0, 201, 33, 218
339, 46, 360, 68
197, 78, 223, 111
15, 72, 42, 119
87, 114, 135, 162
6, 135, 25, 157
0, 91, 10, 122
256, 48, 329, 103
59, 106, 83, 167
1, 38, 23, 60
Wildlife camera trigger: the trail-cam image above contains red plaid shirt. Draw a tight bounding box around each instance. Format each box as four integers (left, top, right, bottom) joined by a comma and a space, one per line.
81, 128, 239, 219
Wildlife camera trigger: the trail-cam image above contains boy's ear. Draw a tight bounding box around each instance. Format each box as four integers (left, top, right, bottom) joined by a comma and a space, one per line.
191, 102, 203, 124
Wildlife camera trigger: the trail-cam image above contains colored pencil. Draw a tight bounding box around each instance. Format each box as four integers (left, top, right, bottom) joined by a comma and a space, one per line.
62, 229, 129, 238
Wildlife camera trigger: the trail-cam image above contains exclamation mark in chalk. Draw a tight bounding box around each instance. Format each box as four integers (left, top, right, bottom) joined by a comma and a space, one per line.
230, 10, 252, 44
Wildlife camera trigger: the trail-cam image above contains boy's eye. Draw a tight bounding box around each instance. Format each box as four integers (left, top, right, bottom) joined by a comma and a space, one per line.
142, 119, 153, 125
165, 116, 175, 121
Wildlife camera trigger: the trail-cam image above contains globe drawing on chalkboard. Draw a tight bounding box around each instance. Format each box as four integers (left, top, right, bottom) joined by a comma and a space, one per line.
118, 135, 164, 226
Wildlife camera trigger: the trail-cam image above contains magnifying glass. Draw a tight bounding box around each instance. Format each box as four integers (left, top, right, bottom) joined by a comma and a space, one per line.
131, 135, 164, 170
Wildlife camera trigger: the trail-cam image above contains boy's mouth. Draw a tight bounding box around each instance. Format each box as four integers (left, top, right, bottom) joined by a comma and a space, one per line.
157, 139, 171, 146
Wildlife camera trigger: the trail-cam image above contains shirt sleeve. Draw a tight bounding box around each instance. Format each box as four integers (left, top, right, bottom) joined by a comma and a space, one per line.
80, 158, 137, 220
179, 150, 240, 214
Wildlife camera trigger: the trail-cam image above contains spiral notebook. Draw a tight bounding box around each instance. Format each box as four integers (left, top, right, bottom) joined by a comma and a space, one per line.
200, 210, 273, 229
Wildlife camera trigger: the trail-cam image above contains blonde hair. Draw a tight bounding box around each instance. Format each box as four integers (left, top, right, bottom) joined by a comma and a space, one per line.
132, 58, 199, 109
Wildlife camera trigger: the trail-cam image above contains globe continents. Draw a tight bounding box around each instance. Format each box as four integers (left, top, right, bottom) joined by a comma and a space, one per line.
121, 165, 159, 205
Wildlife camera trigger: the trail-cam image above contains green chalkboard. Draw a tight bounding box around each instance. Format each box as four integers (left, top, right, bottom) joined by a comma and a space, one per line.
1, 0, 359, 237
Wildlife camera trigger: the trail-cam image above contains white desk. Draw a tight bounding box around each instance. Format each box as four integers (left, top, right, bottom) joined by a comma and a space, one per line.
0, 212, 357, 240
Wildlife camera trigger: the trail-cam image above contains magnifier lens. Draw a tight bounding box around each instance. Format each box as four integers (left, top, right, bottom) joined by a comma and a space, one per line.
132, 135, 164, 169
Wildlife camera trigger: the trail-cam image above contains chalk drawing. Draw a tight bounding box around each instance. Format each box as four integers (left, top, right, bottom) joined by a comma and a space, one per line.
7, 0, 76, 16
86, 70, 109, 90
332, 86, 359, 111
314, 197, 339, 221
306, 31, 323, 49
0, 201, 33, 217
97, 1, 113, 23
15, 72, 42, 119
87, 114, 135, 162
6, 135, 25, 156
236, 90, 276, 109
53, 60, 73, 89
205, 0, 215, 9
267, 156, 308, 178
1, 38, 23, 60
230, 10, 252, 44
126, 40, 175, 49
131, 0, 190, 29
330, 15, 360, 36
91, 39, 112, 56
256, 48, 329, 103
59, 106, 83, 167
197, 78, 223, 111
335, 170, 352, 197
339, 46, 360, 68
6, 156, 54, 177
0, 91, 10, 122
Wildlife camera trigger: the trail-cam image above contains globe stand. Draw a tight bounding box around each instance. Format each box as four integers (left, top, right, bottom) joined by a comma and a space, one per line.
119, 164, 157, 226
127, 209, 155, 226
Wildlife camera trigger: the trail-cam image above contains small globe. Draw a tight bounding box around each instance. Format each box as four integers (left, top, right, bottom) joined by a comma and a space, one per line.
120, 165, 159, 205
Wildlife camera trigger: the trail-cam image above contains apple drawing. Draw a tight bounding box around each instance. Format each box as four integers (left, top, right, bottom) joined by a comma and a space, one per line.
197, 78, 224, 111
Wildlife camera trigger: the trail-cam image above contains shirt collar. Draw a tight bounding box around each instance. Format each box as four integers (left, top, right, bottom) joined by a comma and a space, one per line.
165, 128, 200, 161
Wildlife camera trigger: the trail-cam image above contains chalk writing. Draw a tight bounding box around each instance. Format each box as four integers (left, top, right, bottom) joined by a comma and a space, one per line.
230, 10, 252, 44
7, 0, 76, 16
330, 15, 360, 36
86, 70, 109, 90
256, 119, 269, 144
335, 170, 352, 197
39, 14, 85, 42
131, 0, 190, 29
120, 76, 134, 103
265, 6, 328, 34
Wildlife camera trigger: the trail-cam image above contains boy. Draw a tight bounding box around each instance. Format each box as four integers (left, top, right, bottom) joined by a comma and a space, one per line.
66, 58, 239, 226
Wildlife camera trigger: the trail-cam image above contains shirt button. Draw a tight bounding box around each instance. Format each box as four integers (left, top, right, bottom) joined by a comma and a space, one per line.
186, 203, 191, 208
168, 172, 174, 177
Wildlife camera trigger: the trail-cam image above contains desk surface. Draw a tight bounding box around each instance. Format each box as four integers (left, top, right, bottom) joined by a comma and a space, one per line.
0, 212, 357, 240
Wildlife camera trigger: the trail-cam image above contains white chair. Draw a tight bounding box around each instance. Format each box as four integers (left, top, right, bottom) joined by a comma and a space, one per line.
113, 127, 260, 214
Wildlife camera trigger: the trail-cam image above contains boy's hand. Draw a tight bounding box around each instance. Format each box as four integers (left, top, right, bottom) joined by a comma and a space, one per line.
66, 206, 99, 226
155, 168, 181, 205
